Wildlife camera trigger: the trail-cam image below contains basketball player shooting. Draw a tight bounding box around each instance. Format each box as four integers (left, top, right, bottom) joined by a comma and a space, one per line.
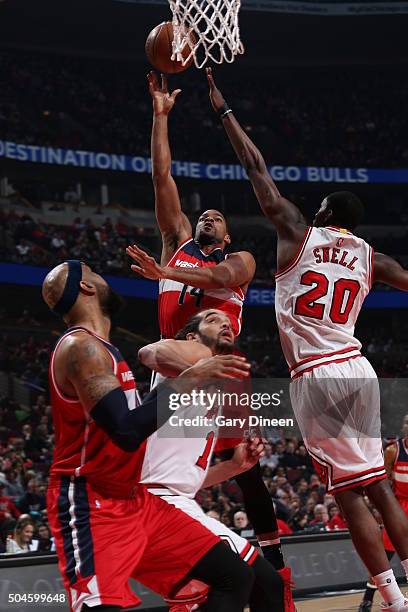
206, 68, 408, 611
126, 70, 296, 609
42, 260, 264, 612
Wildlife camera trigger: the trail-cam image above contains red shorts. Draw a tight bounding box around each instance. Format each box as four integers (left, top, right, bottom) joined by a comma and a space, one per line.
382, 497, 408, 552
47, 476, 219, 612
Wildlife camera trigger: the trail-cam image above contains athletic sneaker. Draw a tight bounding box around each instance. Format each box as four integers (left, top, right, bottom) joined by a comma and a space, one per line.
381, 598, 408, 611
358, 601, 373, 611
277, 566, 297, 612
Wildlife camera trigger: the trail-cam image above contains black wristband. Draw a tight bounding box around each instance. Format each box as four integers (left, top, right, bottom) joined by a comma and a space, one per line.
218, 102, 232, 119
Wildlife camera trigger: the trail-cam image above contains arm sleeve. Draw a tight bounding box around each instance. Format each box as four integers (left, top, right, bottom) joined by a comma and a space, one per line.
234, 462, 278, 535
90, 385, 173, 452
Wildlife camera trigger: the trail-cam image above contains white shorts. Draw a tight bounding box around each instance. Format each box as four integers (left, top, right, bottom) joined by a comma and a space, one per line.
290, 356, 386, 493
147, 490, 258, 565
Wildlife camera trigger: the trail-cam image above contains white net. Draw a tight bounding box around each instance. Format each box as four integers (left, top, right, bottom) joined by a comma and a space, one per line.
169, 0, 244, 69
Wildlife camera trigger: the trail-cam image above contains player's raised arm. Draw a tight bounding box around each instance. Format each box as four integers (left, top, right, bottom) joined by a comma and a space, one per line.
138, 339, 212, 376
149, 71, 192, 263
374, 253, 408, 290
127, 244, 255, 291
206, 68, 306, 241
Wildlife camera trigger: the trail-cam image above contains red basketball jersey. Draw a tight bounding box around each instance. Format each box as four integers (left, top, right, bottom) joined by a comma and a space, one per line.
392, 438, 408, 500
158, 238, 245, 339
49, 326, 145, 498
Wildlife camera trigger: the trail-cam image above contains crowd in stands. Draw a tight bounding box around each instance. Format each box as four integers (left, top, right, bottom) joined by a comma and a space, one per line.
2, 208, 408, 284
1, 315, 407, 553
0, 385, 352, 555
1, 51, 408, 168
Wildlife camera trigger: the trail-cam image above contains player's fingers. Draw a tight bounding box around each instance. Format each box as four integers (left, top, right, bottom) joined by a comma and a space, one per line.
148, 71, 158, 91
206, 67, 214, 87
252, 443, 264, 455
126, 247, 139, 261
131, 245, 150, 260
130, 264, 145, 275
171, 89, 182, 101
132, 244, 147, 254
217, 354, 248, 362
220, 359, 250, 370
161, 73, 168, 92
220, 366, 250, 377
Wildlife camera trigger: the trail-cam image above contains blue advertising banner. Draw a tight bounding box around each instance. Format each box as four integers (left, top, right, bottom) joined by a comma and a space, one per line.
1, 140, 408, 184
2, 263, 408, 308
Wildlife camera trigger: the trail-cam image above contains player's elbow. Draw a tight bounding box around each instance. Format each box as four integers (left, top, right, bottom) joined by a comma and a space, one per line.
152, 168, 171, 184
138, 345, 156, 369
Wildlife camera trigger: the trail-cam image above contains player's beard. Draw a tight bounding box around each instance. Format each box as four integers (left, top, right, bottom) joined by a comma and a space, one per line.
196, 229, 219, 247
96, 284, 124, 320
198, 331, 234, 355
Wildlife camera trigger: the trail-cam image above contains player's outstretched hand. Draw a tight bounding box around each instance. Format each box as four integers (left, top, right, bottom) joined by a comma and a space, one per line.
206, 67, 226, 113
232, 436, 265, 472
147, 71, 181, 116
184, 354, 251, 381
126, 244, 165, 280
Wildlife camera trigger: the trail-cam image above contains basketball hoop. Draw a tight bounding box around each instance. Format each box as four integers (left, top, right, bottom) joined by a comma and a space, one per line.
169, 0, 244, 69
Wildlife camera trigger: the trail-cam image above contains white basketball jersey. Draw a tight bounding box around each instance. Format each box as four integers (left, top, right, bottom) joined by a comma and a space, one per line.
140, 372, 218, 497
275, 226, 373, 379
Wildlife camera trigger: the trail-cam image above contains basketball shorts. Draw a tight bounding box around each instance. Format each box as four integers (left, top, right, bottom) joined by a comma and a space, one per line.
47, 476, 219, 612
383, 497, 408, 552
290, 356, 386, 494
148, 489, 258, 565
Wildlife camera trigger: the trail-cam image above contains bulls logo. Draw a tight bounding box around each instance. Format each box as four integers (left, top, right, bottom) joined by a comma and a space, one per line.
336, 238, 345, 248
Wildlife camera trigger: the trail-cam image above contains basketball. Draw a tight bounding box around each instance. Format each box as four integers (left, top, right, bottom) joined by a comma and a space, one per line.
145, 21, 194, 74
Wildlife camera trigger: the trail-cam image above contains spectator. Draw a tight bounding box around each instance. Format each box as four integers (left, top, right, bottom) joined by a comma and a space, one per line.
0, 482, 21, 523
232, 510, 249, 535
277, 518, 293, 536
259, 444, 279, 471
309, 504, 329, 527
327, 503, 348, 531
30, 523, 55, 552
6, 516, 34, 554
289, 510, 309, 533
206, 509, 221, 521
16, 479, 46, 515
0, 470, 24, 499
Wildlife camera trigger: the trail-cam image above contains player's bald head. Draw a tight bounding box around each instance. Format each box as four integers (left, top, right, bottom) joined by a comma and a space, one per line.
42, 262, 91, 310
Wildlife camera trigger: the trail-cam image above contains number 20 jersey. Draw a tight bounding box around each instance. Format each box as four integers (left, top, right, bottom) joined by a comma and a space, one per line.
158, 238, 245, 338
275, 226, 374, 379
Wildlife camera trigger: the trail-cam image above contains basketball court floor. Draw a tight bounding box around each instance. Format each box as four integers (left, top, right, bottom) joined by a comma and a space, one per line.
296, 586, 408, 611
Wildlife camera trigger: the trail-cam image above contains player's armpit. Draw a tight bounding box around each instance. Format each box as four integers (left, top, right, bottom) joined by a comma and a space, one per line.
138, 339, 212, 376
63, 335, 120, 412
374, 252, 408, 290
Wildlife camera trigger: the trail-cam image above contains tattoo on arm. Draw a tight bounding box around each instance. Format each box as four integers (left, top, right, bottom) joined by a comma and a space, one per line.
66, 338, 120, 409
